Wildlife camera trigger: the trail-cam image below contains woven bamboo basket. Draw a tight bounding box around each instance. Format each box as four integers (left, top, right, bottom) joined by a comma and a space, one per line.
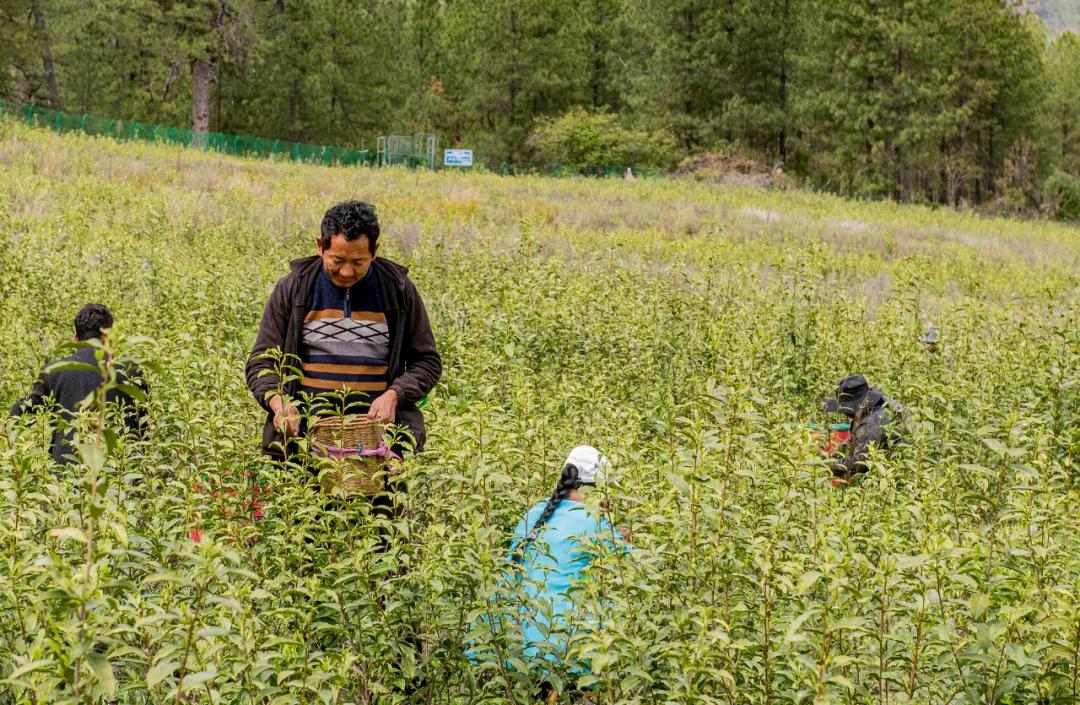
310, 416, 403, 497
311, 414, 384, 449
318, 456, 402, 497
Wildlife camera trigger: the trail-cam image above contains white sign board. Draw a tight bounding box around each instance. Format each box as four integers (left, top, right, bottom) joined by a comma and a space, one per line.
443, 149, 474, 167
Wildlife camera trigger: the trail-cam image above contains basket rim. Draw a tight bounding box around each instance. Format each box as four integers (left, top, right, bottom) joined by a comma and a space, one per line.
310, 414, 384, 427
309, 414, 386, 449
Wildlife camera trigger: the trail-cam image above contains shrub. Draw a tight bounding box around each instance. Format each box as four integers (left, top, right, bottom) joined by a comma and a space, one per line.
526, 107, 674, 168
1041, 170, 1080, 221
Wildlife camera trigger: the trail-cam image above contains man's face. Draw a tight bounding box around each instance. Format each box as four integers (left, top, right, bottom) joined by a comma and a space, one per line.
317, 233, 377, 288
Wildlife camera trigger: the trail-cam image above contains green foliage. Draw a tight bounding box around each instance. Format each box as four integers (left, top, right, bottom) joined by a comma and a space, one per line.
1046, 32, 1080, 178
622, 0, 733, 153
527, 108, 673, 167
2, 0, 1080, 209
1042, 170, 1080, 220
219, 0, 403, 143
796, 0, 1049, 205
1, 122, 1079, 703
0, 0, 36, 102
439, 0, 588, 163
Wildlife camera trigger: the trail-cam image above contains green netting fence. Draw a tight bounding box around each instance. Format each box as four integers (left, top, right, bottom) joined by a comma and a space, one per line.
0, 101, 376, 167
0, 100, 665, 179
470, 162, 665, 179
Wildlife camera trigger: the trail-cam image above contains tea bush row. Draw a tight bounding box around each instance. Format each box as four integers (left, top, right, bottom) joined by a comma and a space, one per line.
0, 121, 1078, 704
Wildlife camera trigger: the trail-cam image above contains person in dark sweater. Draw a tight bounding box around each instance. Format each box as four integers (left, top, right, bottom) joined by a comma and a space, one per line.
824, 374, 909, 482
245, 201, 442, 457
10, 304, 148, 464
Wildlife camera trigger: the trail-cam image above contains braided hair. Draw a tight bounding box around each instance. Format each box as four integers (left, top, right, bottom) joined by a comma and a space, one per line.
512, 463, 583, 563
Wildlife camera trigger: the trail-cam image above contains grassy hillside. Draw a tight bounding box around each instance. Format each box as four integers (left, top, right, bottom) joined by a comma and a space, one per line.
1, 120, 1079, 704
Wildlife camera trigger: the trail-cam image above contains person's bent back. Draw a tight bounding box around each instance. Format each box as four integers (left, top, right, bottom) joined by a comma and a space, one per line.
823, 374, 908, 480
507, 446, 630, 669
10, 304, 148, 464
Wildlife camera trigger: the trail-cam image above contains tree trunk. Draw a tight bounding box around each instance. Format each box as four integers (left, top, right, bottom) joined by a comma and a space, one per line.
724, 0, 735, 47
288, 79, 300, 142
191, 58, 216, 138
215, 65, 224, 133
892, 0, 904, 201
508, 7, 519, 120
682, 5, 695, 151
32, 3, 60, 108
592, 52, 603, 108
507, 5, 519, 163
778, 0, 790, 165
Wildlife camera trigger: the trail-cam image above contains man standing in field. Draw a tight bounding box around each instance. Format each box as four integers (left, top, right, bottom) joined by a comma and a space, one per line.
246, 200, 441, 458
10, 304, 148, 464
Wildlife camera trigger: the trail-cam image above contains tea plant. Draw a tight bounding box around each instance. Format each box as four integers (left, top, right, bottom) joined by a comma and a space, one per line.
0, 119, 1078, 703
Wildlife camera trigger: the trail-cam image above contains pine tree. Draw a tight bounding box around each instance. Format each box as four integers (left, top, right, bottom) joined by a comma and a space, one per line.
1046, 31, 1080, 176
442, 0, 586, 162
624, 0, 731, 153
575, 0, 624, 111
399, 0, 452, 135
723, 0, 804, 164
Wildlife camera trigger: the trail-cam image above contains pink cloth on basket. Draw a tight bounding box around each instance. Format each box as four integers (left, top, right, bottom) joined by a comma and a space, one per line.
312, 440, 402, 462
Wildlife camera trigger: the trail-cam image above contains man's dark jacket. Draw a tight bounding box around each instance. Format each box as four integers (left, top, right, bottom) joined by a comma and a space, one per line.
832, 396, 909, 477
10, 345, 147, 464
245, 255, 442, 456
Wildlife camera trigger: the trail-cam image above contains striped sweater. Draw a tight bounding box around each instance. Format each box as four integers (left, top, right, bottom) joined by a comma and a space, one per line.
298, 266, 389, 410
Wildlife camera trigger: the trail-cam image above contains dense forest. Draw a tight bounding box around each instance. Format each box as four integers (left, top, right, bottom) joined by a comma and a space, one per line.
2, 0, 1080, 212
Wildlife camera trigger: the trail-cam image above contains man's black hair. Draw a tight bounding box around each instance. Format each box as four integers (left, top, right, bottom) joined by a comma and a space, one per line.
319, 201, 380, 251
74, 303, 113, 341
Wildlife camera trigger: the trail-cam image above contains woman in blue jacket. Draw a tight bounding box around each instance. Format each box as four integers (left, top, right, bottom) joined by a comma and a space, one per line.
506, 445, 629, 676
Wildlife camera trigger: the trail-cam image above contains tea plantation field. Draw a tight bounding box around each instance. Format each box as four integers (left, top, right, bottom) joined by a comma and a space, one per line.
0, 119, 1078, 704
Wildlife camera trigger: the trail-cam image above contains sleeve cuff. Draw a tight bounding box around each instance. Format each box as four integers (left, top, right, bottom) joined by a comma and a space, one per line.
389, 382, 409, 404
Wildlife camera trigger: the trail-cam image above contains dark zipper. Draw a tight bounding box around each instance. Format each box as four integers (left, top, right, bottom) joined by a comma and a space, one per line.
287, 259, 321, 396
388, 280, 406, 380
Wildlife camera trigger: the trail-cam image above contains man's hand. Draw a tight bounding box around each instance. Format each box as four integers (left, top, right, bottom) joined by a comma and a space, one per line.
367, 389, 398, 424
269, 394, 301, 437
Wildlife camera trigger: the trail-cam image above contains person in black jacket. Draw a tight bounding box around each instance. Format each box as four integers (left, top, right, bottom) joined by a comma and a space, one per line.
10, 304, 148, 464
245, 200, 441, 458
824, 374, 909, 481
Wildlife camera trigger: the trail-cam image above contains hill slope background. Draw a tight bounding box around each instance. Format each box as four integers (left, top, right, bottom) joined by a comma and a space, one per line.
1026, 0, 1080, 35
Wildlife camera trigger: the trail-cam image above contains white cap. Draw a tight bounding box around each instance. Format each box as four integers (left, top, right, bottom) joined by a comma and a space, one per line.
565, 445, 611, 485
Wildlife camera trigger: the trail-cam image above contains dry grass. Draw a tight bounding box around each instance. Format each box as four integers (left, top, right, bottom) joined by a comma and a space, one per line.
3, 119, 1078, 309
